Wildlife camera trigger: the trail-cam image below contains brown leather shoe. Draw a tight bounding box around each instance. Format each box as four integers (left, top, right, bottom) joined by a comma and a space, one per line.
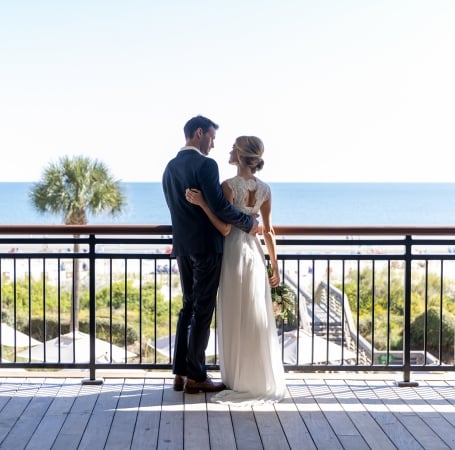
173, 374, 186, 391
184, 377, 226, 394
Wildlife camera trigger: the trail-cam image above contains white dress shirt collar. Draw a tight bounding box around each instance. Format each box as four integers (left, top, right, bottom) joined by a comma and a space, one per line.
181, 146, 203, 155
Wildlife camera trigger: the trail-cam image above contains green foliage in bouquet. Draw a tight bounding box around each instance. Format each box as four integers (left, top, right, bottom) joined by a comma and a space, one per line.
267, 263, 298, 329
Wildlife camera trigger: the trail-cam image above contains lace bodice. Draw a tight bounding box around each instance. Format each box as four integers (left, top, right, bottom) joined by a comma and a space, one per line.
225, 176, 270, 215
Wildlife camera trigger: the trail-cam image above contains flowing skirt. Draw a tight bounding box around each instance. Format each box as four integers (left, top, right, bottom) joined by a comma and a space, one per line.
212, 227, 286, 406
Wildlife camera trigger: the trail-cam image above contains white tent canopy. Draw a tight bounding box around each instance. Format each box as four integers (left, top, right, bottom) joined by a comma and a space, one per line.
279, 329, 356, 364
1, 323, 41, 347
17, 331, 136, 363
149, 327, 355, 366
149, 329, 218, 359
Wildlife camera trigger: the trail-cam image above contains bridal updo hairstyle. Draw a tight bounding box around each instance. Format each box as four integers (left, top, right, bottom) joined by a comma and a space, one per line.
234, 136, 265, 173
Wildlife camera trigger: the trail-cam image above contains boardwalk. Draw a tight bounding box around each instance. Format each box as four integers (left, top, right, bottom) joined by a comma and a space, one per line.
0, 371, 454, 450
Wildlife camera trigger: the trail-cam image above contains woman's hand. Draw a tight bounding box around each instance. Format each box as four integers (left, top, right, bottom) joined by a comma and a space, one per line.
186, 187, 231, 236
268, 265, 280, 288
185, 188, 205, 207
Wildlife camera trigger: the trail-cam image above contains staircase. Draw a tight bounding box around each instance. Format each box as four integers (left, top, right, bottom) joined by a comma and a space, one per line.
297, 280, 438, 365
311, 321, 344, 346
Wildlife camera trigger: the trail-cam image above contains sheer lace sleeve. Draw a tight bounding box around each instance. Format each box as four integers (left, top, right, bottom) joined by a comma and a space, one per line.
226, 176, 270, 215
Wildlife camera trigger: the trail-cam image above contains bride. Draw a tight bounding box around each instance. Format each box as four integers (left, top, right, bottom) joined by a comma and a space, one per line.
185, 135, 286, 406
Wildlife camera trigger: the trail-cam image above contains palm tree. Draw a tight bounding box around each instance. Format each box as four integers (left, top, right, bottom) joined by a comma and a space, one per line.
30, 155, 127, 331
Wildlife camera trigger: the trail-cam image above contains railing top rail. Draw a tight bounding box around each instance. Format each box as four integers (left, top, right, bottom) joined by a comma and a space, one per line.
0, 225, 172, 235
2, 225, 455, 236
272, 226, 455, 236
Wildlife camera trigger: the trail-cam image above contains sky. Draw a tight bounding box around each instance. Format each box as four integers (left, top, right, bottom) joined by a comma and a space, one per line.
1, 0, 454, 183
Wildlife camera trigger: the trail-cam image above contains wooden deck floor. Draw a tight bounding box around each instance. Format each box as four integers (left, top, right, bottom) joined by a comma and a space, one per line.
0, 371, 455, 450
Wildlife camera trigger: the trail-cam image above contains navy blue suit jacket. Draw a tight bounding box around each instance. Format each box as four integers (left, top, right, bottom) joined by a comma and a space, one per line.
162, 149, 253, 256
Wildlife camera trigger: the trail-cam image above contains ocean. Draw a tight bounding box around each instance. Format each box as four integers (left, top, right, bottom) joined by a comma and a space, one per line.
2, 182, 455, 226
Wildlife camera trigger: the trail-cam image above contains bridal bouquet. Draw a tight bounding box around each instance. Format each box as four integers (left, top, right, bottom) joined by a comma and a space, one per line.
267, 264, 298, 329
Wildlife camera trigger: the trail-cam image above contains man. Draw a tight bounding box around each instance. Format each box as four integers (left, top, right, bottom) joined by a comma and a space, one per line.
162, 115, 258, 394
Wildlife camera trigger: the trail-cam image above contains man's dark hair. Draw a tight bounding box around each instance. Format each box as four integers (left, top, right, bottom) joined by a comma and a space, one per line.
184, 115, 219, 139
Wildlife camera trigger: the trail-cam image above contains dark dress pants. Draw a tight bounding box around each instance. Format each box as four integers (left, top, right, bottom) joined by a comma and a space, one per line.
173, 253, 223, 381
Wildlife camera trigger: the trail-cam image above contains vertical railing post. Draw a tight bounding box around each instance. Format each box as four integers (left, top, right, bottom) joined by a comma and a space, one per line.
82, 233, 103, 385
397, 235, 418, 387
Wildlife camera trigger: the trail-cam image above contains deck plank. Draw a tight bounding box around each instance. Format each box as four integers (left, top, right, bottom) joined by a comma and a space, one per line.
206, 396, 237, 450
336, 379, 398, 450
290, 381, 344, 450
130, 377, 164, 450
50, 378, 98, 449
25, 378, 80, 450
392, 380, 455, 449
230, 408, 264, 450
184, 391, 211, 450
156, 378, 184, 450
0, 377, 30, 443
370, 380, 451, 450
104, 378, 143, 450
0, 378, 47, 449
0, 373, 454, 450
253, 403, 290, 450
315, 380, 370, 450
352, 379, 423, 450
77, 378, 119, 450
275, 383, 317, 450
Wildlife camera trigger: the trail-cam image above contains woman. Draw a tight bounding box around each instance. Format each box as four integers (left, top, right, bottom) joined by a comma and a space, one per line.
185, 135, 286, 406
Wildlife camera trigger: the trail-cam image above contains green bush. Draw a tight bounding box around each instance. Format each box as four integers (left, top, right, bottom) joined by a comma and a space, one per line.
409, 308, 455, 362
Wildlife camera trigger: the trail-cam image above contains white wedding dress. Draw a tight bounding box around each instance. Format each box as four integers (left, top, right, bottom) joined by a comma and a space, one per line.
212, 176, 286, 406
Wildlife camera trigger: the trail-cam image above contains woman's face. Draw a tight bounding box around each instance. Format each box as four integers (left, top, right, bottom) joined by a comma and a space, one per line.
228, 144, 239, 165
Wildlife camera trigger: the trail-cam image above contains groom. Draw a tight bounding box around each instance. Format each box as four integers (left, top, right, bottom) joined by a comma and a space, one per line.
162, 115, 257, 394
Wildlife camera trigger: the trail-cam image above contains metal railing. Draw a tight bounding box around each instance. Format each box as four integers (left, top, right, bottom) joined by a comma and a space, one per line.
1, 225, 455, 384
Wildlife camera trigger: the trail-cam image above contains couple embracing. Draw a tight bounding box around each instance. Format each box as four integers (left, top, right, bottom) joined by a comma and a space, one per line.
162, 115, 286, 406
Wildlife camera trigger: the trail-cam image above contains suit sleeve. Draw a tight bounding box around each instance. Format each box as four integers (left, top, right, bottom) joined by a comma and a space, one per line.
199, 158, 253, 233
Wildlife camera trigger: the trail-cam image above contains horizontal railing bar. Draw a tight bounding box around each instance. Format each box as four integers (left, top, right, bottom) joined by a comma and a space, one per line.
3, 224, 455, 236
0, 225, 173, 235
